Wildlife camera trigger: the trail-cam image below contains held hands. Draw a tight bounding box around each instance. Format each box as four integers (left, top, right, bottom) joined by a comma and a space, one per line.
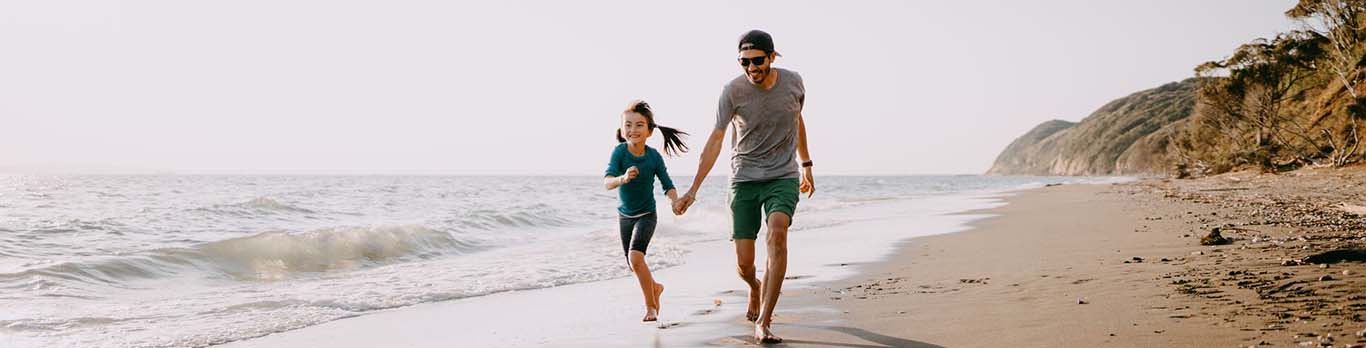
671, 192, 695, 216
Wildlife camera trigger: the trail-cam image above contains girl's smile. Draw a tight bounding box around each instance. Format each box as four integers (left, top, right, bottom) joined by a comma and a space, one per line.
621, 112, 651, 145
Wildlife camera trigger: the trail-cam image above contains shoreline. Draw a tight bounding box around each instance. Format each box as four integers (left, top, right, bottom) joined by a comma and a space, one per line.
218, 189, 1011, 348
219, 173, 1364, 348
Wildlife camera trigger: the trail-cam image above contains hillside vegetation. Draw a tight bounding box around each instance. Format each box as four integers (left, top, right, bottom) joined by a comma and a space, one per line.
991, 0, 1366, 177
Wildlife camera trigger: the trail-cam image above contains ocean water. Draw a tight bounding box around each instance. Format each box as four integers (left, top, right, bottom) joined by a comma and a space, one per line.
0, 175, 1121, 347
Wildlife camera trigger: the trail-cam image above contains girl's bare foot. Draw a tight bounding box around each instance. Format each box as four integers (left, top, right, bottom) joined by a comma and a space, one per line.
653, 283, 664, 313
754, 323, 782, 344
745, 280, 762, 322
642, 307, 658, 322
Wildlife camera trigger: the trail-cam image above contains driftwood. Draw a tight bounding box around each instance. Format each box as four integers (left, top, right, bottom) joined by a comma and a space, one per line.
1200, 227, 1232, 246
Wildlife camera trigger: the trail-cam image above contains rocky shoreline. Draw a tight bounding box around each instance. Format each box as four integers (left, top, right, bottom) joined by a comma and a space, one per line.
1143, 167, 1366, 347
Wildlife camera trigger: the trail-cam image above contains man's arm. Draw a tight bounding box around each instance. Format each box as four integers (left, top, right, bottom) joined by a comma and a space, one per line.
796, 112, 811, 164
686, 127, 727, 196
796, 112, 815, 197
675, 127, 726, 215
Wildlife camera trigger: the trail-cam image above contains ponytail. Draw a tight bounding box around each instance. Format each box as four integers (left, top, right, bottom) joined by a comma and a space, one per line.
615, 100, 690, 157
656, 125, 689, 157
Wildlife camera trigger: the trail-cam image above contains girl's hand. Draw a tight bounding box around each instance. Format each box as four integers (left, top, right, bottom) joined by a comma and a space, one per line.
621, 166, 639, 184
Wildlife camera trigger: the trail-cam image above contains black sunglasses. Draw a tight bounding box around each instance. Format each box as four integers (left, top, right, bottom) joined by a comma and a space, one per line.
738, 56, 768, 67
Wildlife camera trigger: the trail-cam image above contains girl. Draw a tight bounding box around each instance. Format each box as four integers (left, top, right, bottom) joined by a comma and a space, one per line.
603, 100, 688, 322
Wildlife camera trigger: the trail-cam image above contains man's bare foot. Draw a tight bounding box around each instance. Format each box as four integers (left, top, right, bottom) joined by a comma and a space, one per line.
745, 280, 762, 322
754, 323, 782, 344
653, 283, 664, 313
642, 307, 658, 322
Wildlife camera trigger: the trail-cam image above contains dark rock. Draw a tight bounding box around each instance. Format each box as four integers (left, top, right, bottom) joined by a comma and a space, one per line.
1302, 249, 1366, 264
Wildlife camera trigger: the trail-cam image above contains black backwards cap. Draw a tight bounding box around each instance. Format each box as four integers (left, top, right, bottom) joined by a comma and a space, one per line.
738, 29, 781, 56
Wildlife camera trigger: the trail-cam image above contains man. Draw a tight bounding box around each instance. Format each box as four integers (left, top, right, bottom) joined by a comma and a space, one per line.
674, 29, 815, 344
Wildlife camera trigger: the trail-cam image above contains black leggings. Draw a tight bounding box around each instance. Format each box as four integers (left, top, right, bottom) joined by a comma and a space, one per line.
618, 212, 657, 258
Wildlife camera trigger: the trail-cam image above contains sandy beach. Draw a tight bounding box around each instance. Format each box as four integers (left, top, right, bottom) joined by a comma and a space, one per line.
211, 171, 1366, 348
766, 170, 1366, 348
766, 183, 1247, 347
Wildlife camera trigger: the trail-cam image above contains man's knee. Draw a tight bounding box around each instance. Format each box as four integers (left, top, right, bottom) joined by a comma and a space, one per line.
766, 213, 789, 249
768, 211, 791, 229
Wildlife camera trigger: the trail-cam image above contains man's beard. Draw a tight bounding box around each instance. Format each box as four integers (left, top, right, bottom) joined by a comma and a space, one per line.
747, 66, 769, 83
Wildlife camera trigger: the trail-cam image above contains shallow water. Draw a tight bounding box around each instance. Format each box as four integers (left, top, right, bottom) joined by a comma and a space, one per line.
0, 175, 1120, 347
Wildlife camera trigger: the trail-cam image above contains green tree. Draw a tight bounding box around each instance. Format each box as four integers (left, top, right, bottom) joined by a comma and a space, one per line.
1193, 31, 1329, 170
1287, 0, 1366, 165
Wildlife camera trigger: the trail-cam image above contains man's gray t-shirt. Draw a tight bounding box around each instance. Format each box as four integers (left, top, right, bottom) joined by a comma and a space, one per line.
715, 67, 805, 183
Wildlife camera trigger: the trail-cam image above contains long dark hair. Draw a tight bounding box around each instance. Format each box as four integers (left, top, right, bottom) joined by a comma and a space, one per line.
615, 100, 689, 157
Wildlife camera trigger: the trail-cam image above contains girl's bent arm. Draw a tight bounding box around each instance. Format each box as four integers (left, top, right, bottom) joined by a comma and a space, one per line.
604, 176, 625, 190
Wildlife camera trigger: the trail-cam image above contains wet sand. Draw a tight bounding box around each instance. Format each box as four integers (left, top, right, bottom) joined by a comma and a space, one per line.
219, 193, 998, 348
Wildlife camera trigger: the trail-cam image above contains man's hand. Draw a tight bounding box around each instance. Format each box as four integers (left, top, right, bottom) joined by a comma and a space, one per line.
799, 167, 815, 198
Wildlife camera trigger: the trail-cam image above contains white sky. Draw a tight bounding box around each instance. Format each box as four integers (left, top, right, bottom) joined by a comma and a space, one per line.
1, 0, 1297, 175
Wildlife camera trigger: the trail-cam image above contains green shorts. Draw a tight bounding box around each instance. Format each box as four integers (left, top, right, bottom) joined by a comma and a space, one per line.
728, 178, 800, 240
